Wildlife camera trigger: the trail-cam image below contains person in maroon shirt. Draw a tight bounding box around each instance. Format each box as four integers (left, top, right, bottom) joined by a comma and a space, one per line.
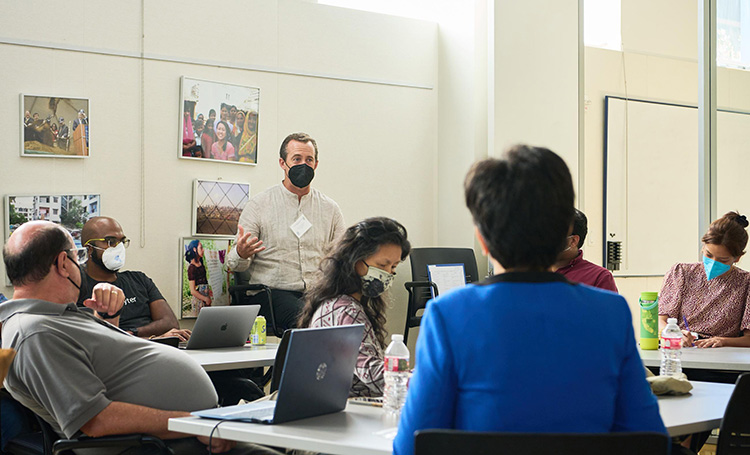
554, 209, 618, 292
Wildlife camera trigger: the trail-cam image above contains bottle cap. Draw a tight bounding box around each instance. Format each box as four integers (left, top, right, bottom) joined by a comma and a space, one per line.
667, 317, 677, 324
391, 334, 403, 342
640, 291, 658, 301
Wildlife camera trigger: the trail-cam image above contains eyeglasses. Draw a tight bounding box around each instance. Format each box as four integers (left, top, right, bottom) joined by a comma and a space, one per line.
85, 237, 130, 248
66, 247, 88, 264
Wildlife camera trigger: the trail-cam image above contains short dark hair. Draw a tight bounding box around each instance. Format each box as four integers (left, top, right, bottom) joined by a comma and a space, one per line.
702, 211, 749, 257
464, 144, 574, 271
572, 209, 588, 248
279, 132, 318, 161
3, 224, 71, 286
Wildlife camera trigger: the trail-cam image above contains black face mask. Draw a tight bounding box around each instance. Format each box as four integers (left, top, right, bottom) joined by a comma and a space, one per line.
287, 163, 315, 188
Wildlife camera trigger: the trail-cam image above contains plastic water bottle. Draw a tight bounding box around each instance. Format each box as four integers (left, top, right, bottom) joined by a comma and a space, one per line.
659, 317, 682, 376
384, 334, 410, 418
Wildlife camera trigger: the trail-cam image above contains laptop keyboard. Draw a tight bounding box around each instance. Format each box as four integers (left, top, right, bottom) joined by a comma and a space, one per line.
223, 403, 275, 421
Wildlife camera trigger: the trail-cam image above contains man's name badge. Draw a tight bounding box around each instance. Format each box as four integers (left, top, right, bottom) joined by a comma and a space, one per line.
290, 214, 312, 239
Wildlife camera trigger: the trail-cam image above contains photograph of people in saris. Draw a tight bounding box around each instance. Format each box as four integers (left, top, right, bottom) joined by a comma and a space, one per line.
179, 77, 259, 165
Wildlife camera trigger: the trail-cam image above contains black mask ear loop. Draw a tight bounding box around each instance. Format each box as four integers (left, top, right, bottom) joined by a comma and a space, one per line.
56, 254, 81, 291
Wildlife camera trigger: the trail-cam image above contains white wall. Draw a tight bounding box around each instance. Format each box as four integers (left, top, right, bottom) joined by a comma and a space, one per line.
0, 0, 438, 338
491, 0, 581, 181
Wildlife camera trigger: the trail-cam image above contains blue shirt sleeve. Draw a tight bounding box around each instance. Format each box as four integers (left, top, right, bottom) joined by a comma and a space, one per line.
393, 302, 457, 455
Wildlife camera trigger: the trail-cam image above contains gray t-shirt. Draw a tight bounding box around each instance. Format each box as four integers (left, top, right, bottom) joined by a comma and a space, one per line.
0, 299, 217, 438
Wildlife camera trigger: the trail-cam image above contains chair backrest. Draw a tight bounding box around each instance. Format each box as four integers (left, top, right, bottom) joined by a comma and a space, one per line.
233, 270, 251, 287
1, 390, 173, 455
717, 372, 750, 455
1, 389, 56, 455
403, 247, 478, 342
414, 430, 669, 455
230, 271, 281, 337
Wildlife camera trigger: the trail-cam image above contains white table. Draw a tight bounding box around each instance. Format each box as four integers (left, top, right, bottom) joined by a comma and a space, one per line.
658, 381, 734, 436
640, 347, 750, 371
183, 343, 278, 372
170, 403, 393, 455
168, 381, 735, 455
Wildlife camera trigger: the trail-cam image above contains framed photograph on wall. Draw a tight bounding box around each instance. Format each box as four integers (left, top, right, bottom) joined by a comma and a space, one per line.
5, 194, 100, 286
192, 179, 250, 237
179, 77, 260, 165
21, 94, 90, 157
180, 237, 232, 319
5, 194, 101, 246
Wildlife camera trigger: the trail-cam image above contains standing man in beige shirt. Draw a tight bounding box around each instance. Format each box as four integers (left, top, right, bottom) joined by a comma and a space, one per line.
227, 132, 345, 331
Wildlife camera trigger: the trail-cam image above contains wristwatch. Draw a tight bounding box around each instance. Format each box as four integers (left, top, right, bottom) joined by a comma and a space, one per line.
131, 327, 139, 337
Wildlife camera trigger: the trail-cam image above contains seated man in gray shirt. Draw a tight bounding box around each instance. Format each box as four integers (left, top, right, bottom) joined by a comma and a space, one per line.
0, 221, 279, 455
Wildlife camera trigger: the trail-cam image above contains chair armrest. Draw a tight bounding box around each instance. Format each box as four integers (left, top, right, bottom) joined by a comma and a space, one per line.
404, 281, 439, 295
229, 283, 271, 294
53, 434, 173, 455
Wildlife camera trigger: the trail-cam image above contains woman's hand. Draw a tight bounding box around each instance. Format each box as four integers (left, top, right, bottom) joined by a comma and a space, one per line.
695, 337, 725, 348
680, 330, 696, 347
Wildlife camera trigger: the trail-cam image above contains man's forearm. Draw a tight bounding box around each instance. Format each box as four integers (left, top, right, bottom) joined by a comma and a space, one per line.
80, 401, 193, 439
131, 318, 178, 338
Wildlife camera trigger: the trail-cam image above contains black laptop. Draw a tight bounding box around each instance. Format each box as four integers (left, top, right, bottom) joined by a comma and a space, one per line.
193, 324, 364, 424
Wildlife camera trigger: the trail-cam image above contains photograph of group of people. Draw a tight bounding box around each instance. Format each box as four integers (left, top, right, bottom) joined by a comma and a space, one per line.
21, 95, 89, 157
180, 77, 260, 165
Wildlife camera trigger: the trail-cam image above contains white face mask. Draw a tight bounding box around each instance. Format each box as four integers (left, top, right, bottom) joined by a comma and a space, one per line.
101, 242, 126, 271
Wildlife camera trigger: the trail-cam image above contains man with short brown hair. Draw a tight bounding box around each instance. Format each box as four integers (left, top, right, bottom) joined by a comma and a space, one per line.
228, 132, 345, 331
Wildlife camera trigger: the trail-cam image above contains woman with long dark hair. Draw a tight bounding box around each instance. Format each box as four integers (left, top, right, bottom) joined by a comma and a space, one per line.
298, 217, 410, 397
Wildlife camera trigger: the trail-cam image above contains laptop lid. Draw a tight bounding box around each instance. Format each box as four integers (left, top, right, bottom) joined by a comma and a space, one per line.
271, 324, 364, 423
184, 305, 259, 350
193, 324, 363, 424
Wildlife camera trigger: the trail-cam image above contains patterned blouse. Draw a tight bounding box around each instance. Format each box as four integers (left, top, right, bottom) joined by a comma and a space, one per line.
659, 262, 750, 337
308, 294, 385, 397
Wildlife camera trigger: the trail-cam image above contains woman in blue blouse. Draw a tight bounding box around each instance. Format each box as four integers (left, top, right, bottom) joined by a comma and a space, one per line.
393, 145, 666, 455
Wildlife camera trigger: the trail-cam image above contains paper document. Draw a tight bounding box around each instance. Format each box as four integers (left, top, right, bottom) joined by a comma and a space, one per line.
427, 263, 467, 297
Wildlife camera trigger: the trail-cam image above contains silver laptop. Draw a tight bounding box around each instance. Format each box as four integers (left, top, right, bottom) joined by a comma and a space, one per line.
193, 324, 364, 424
181, 305, 260, 350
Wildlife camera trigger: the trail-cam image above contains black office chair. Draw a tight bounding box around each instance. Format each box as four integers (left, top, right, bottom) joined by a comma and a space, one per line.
716, 372, 750, 455
414, 430, 670, 455
1, 390, 173, 455
403, 247, 479, 343
229, 270, 282, 338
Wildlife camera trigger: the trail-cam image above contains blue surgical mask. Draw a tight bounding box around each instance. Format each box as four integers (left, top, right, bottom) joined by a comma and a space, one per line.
703, 255, 731, 281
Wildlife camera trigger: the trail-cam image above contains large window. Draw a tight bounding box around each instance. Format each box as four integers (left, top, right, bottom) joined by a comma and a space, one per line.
718, 0, 750, 69
584, 0, 621, 51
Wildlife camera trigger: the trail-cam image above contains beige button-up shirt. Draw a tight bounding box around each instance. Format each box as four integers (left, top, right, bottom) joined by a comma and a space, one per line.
227, 183, 345, 291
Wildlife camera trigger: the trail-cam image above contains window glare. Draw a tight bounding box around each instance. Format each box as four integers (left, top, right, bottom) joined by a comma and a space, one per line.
317, 0, 438, 22
584, 0, 621, 51
717, 0, 750, 69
